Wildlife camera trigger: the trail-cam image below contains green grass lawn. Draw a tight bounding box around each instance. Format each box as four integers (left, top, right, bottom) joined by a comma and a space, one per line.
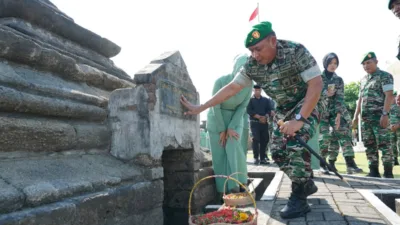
247, 151, 400, 178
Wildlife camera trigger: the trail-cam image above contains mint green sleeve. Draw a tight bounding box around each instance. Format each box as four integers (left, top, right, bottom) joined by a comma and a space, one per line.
228, 88, 252, 130
210, 79, 226, 133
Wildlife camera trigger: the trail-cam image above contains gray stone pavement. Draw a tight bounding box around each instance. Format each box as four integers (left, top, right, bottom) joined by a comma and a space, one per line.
247, 163, 400, 225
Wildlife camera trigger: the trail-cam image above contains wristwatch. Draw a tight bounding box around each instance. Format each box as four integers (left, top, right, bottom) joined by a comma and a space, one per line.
295, 114, 310, 124
382, 111, 389, 116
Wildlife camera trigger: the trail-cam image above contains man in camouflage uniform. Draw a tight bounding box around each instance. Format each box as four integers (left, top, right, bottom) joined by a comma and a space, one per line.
388, 0, 400, 110
181, 21, 325, 219
319, 53, 363, 175
352, 52, 394, 178
267, 98, 276, 159
389, 0, 400, 60
390, 91, 400, 166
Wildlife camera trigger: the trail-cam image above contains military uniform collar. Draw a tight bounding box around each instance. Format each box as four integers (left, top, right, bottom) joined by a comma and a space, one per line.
369, 68, 381, 76
275, 40, 285, 60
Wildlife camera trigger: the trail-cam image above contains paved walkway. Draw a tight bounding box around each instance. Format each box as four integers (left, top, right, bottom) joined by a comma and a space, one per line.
248, 164, 400, 225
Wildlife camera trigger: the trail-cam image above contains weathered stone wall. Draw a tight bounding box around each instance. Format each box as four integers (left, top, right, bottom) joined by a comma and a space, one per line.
0, 1, 216, 224
109, 51, 216, 225
0, 0, 134, 156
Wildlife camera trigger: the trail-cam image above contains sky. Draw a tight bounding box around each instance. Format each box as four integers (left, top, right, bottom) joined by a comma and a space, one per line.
52, 0, 400, 121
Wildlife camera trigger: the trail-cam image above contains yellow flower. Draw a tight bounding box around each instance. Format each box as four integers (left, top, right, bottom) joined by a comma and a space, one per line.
239, 212, 248, 221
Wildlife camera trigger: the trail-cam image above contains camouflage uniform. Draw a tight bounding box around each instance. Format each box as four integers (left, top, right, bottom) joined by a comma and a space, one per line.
319, 72, 355, 160
267, 98, 276, 157
233, 40, 326, 183
360, 69, 394, 167
390, 102, 400, 163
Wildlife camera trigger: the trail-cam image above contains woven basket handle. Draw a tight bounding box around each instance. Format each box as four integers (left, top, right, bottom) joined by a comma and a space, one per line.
188, 175, 258, 216
222, 172, 255, 196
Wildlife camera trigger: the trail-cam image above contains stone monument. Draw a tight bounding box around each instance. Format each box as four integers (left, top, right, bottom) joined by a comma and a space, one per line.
0, 1, 215, 224
109, 51, 216, 225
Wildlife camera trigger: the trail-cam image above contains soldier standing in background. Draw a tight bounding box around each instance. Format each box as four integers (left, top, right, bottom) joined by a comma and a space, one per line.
318, 53, 363, 175
352, 52, 394, 178
390, 91, 400, 166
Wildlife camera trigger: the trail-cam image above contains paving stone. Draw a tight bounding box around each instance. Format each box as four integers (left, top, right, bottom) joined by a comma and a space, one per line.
286, 216, 305, 222
347, 193, 363, 199
274, 200, 288, 205
351, 185, 379, 189
311, 192, 332, 196
320, 198, 336, 205
308, 221, 347, 225
323, 212, 345, 221
348, 222, 369, 225
355, 206, 378, 214
312, 208, 340, 213
306, 212, 324, 221
345, 212, 383, 220
287, 222, 306, 225
267, 219, 286, 225
336, 199, 366, 203
308, 198, 319, 205
370, 222, 387, 225
332, 193, 347, 198
271, 205, 284, 212
337, 205, 358, 213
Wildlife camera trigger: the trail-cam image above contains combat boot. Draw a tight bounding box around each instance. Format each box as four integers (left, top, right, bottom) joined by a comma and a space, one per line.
345, 156, 363, 174
304, 179, 318, 196
366, 165, 381, 178
383, 166, 394, 178
394, 157, 399, 166
319, 162, 330, 175
280, 181, 311, 219
328, 160, 337, 172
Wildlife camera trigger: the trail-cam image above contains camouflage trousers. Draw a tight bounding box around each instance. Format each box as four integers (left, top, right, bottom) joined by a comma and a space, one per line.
319, 116, 355, 161
267, 116, 274, 153
271, 106, 319, 183
361, 117, 393, 167
390, 130, 400, 158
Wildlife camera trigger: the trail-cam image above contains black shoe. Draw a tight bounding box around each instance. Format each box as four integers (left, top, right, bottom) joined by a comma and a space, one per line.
254, 159, 260, 165
366, 165, 381, 178
383, 166, 394, 178
280, 181, 311, 219
260, 159, 270, 165
394, 158, 399, 166
345, 156, 363, 174
319, 162, 330, 175
328, 160, 337, 172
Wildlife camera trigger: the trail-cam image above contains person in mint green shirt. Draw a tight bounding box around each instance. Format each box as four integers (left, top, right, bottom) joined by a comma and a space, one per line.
241, 111, 250, 157
206, 54, 252, 195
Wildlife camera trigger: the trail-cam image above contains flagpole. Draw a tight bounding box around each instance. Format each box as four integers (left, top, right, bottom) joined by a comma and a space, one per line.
257, 2, 260, 22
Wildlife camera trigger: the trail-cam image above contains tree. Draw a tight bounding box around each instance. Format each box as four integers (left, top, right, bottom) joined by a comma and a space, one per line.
344, 81, 360, 117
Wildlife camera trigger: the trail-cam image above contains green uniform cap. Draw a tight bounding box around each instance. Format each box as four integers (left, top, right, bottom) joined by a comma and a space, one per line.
394, 91, 398, 95
361, 52, 376, 64
244, 21, 274, 48
389, 0, 395, 9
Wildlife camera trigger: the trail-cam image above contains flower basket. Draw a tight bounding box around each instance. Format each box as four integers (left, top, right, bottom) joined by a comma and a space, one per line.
188, 175, 257, 225
222, 172, 256, 207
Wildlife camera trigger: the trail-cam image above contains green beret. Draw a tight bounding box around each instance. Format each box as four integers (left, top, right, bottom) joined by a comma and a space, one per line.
361, 52, 376, 64
389, 0, 395, 9
244, 21, 274, 48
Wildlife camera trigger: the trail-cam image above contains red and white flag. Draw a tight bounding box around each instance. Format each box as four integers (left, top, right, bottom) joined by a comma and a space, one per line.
249, 5, 259, 23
